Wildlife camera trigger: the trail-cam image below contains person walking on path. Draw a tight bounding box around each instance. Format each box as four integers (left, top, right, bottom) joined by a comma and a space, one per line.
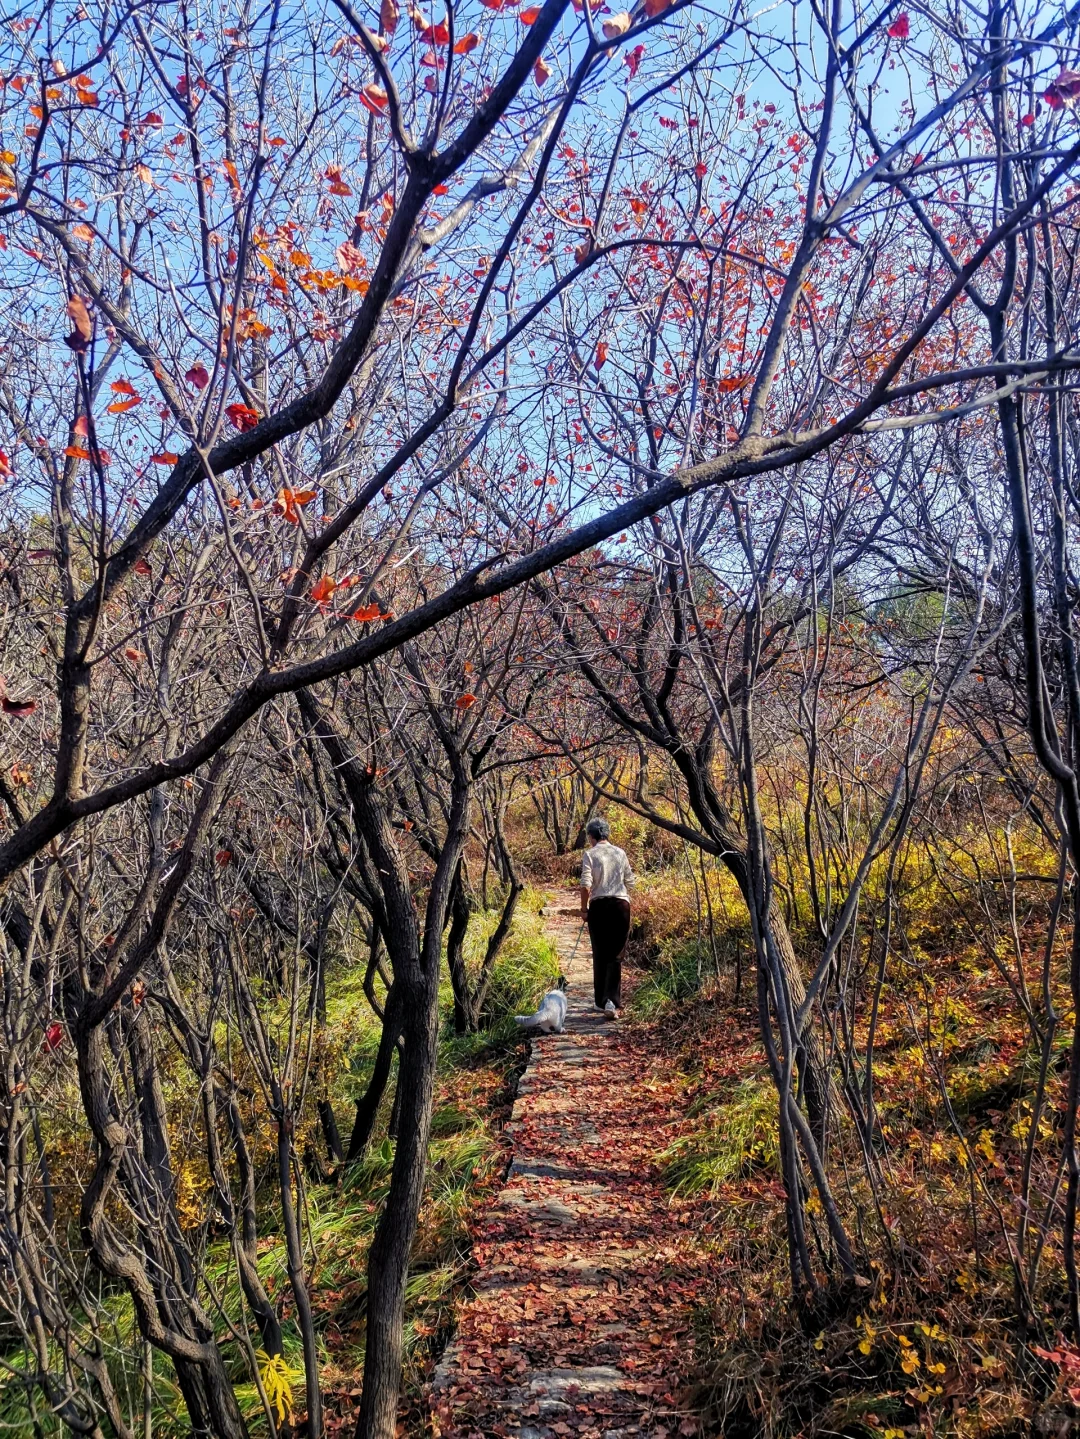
579, 817, 634, 1020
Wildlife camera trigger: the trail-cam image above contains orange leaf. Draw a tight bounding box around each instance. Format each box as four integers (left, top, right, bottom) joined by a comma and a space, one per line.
124, 646, 145, 664
453, 31, 479, 51
110, 378, 138, 395
72, 222, 95, 242
361, 84, 388, 114
381, 0, 400, 31
594, 340, 608, 369
151, 452, 179, 464
64, 294, 93, 352
106, 396, 141, 413
310, 575, 337, 604
534, 54, 551, 84
225, 402, 260, 431
133, 558, 152, 576
520, 4, 541, 18
351, 603, 382, 622
454, 693, 477, 709
643, 0, 670, 14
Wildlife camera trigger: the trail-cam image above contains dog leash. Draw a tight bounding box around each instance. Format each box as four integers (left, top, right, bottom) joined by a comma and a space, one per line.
566, 917, 586, 968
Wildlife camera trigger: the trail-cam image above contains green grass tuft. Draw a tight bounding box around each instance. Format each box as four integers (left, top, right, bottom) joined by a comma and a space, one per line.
630, 939, 706, 1017
658, 1077, 779, 1196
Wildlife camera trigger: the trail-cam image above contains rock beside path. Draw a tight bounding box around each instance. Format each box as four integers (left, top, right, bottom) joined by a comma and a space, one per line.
429, 901, 709, 1438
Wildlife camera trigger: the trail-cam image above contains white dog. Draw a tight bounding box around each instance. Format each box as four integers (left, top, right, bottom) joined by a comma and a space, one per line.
515, 981, 568, 1034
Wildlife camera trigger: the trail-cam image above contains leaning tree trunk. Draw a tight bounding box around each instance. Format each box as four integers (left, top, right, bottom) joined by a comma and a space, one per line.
356, 960, 441, 1437
721, 845, 834, 1145
351, 763, 468, 1439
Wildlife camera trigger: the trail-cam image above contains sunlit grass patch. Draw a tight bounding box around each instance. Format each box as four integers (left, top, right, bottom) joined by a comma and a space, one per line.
631, 938, 708, 1017
658, 1077, 780, 1196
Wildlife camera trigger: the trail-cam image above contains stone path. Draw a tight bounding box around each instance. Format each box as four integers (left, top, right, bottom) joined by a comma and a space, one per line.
428, 899, 707, 1438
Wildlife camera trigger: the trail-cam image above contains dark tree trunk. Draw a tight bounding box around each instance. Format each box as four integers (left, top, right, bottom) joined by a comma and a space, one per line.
445, 869, 474, 1033
346, 986, 403, 1163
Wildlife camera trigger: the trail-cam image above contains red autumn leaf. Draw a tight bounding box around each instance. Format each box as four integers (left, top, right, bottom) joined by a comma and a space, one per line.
361, 83, 388, 114
125, 646, 145, 665
453, 31, 479, 51
225, 402, 260, 432
624, 42, 644, 76
64, 294, 93, 353
1, 698, 36, 717
534, 54, 551, 85
694, 161, 707, 177
717, 373, 752, 392
479, 0, 518, 10
643, 0, 670, 16
0, 448, 10, 478
72, 222, 95, 242
381, 0, 400, 30
351, 603, 382, 622
420, 18, 450, 42
215, 848, 234, 867
886, 11, 909, 37
455, 693, 477, 709
520, 4, 541, 19
325, 165, 353, 195
110, 377, 138, 395
73, 415, 89, 437
43, 1022, 64, 1051
185, 363, 210, 390
133, 557, 152, 576
1045, 69, 1080, 109
151, 452, 179, 465
311, 574, 337, 605
107, 395, 142, 413
594, 340, 608, 369
1021, 111, 1035, 125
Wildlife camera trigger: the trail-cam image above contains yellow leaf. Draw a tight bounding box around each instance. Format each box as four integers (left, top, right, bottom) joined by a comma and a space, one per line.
255, 1350, 293, 1425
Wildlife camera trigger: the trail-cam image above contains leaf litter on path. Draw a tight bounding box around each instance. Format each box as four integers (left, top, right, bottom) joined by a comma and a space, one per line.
428, 903, 710, 1438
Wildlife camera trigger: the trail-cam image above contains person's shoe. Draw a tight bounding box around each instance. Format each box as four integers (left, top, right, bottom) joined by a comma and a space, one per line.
604, 1000, 617, 1021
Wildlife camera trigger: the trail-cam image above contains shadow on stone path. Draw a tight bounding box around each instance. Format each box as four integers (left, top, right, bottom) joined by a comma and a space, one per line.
428, 896, 707, 1438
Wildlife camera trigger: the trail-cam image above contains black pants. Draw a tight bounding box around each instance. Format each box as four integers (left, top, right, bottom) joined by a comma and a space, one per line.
587, 897, 631, 1008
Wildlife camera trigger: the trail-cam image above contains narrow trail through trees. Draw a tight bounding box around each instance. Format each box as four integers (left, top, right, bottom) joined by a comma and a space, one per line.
429, 900, 710, 1437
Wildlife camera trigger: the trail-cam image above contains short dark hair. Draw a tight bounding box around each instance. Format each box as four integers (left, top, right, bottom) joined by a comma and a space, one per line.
586, 817, 610, 841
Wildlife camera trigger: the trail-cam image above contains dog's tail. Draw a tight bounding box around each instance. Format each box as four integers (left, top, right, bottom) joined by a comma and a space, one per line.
514, 1008, 542, 1027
